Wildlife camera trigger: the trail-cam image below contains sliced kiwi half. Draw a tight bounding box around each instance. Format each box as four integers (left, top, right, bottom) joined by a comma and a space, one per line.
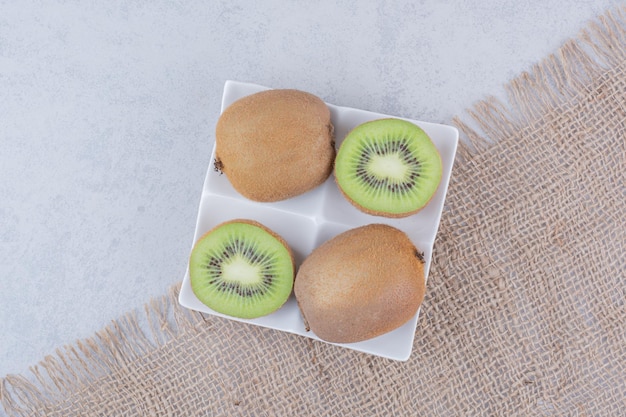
334, 118, 443, 218
189, 219, 295, 319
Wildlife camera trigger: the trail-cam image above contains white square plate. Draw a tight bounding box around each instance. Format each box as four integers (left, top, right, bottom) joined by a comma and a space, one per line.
179, 80, 458, 361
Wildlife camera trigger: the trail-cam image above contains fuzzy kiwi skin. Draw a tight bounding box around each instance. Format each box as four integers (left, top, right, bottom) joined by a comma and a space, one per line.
294, 224, 425, 344
215, 89, 335, 202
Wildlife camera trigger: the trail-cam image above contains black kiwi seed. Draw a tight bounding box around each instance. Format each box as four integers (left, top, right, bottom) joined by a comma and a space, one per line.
202, 243, 277, 297
353, 138, 423, 195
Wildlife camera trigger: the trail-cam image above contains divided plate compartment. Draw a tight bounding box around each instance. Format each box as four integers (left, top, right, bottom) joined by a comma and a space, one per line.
178, 80, 459, 361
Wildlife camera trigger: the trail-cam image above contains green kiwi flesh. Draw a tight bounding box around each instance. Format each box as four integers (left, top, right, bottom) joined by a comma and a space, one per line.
334, 118, 443, 217
189, 220, 294, 319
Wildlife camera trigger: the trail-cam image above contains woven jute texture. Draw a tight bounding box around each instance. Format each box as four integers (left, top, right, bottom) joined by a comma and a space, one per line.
2, 7, 625, 417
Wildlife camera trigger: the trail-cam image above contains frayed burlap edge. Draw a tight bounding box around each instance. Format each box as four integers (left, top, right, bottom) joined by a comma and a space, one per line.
2, 5, 625, 416
453, 6, 626, 157
0, 285, 199, 416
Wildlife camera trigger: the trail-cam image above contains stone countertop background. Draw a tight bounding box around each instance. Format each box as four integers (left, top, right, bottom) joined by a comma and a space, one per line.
0, 0, 621, 380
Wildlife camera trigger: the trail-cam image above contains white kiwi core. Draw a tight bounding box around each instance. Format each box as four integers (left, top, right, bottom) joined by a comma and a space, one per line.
368, 153, 408, 181
222, 256, 262, 285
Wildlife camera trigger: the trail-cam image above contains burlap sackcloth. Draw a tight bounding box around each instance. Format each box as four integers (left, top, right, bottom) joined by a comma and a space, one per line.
2, 7, 625, 417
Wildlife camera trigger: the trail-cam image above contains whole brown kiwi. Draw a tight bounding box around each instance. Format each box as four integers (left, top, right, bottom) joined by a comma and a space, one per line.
215, 89, 335, 202
294, 224, 426, 344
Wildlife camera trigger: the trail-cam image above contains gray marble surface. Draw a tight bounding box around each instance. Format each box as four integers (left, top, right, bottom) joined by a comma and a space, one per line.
0, 0, 621, 382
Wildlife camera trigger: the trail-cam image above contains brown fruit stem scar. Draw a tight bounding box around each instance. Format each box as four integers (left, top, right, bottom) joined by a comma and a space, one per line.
213, 158, 224, 174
